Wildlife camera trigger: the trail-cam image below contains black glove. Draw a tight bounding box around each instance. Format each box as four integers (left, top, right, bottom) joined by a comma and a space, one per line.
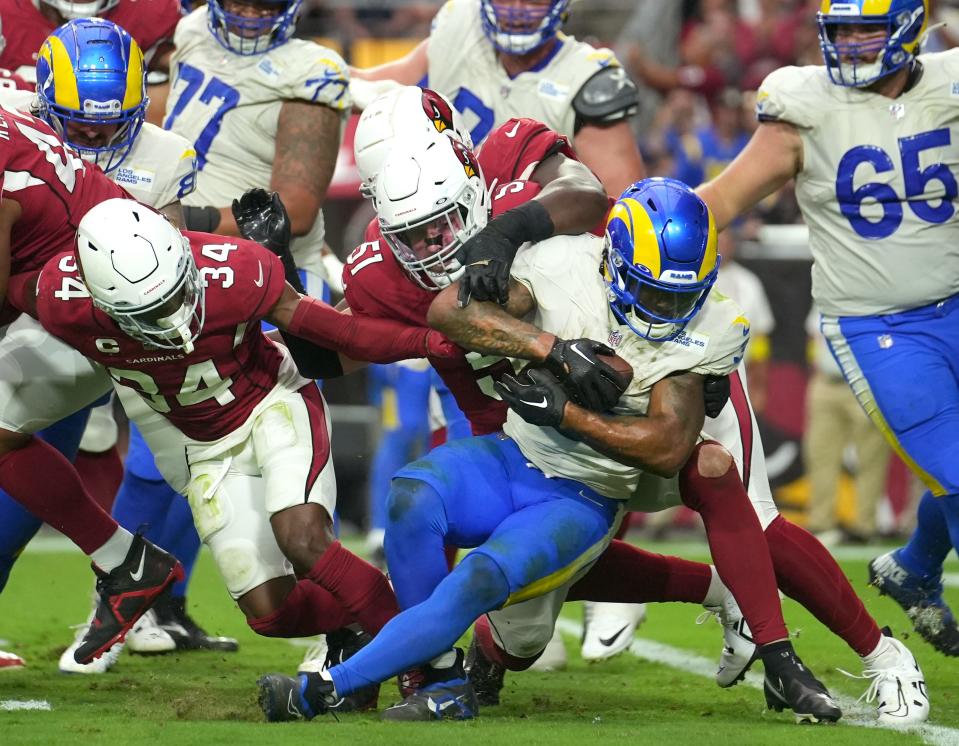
704, 374, 730, 418
232, 188, 302, 292
494, 367, 569, 428
457, 200, 554, 307
544, 338, 625, 412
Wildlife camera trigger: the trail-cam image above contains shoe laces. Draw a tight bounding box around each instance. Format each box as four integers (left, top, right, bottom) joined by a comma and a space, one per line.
837, 666, 890, 706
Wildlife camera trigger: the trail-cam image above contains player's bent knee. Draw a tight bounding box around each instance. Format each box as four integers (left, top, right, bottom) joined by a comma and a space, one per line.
456, 552, 511, 611
694, 441, 733, 479
238, 575, 297, 623
271, 503, 334, 573
386, 478, 442, 531
0, 429, 32, 456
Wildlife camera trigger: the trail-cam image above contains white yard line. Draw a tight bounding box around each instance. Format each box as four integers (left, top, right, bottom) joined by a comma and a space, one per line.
0, 700, 52, 712
555, 618, 959, 746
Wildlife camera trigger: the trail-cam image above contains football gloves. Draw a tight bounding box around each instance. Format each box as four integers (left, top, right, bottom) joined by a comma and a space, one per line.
232, 188, 301, 292
457, 201, 554, 307
494, 367, 569, 428
703, 375, 730, 418
544, 338, 626, 412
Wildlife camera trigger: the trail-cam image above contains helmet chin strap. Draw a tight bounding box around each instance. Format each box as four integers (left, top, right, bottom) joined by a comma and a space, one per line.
157, 307, 196, 354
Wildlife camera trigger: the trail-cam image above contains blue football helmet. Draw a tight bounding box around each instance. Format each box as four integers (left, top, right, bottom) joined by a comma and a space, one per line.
207, 0, 302, 56
604, 178, 720, 342
818, 0, 927, 88
480, 0, 569, 55
35, 18, 148, 174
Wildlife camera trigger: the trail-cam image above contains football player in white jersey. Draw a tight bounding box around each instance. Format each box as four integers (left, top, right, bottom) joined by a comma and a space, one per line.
352, 2, 648, 647
696, 0, 959, 657
351, 0, 643, 197
164, 0, 348, 294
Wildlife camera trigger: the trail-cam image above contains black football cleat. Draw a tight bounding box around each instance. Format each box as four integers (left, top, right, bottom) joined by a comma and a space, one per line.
258, 672, 339, 722
381, 648, 479, 721
465, 635, 506, 707
152, 594, 239, 652
74, 534, 183, 664
762, 643, 842, 724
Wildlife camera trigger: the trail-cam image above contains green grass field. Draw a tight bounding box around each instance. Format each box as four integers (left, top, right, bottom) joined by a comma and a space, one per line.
1, 537, 957, 745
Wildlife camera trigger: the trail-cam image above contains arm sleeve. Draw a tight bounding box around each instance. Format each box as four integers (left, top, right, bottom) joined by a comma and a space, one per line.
286, 297, 434, 363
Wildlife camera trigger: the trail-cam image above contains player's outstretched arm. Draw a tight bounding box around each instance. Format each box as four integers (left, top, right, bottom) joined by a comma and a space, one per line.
265, 284, 461, 364
349, 39, 429, 86
429, 279, 554, 360
695, 121, 801, 232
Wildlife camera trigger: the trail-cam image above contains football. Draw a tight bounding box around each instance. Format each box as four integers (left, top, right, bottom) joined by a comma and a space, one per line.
596, 351, 634, 391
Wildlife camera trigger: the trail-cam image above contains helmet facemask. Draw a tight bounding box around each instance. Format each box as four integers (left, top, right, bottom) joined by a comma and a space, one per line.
91, 235, 206, 354
479, 0, 569, 55
207, 0, 303, 55
381, 195, 478, 291
604, 236, 718, 342
818, 3, 926, 88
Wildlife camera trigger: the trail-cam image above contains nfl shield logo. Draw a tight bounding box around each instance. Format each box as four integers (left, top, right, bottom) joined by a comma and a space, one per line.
608, 330, 623, 348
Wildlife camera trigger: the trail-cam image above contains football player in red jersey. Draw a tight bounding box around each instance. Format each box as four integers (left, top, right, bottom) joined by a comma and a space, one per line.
15, 197, 459, 692
0, 104, 187, 664
0, 0, 181, 85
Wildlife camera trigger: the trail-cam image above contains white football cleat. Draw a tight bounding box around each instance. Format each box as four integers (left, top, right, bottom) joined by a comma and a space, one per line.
59, 619, 123, 674
298, 635, 329, 674
581, 602, 645, 662
852, 631, 929, 727
126, 609, 176, 654
0, 649, 25, 669
529, 628, 567, 672
699, 587, 758, 687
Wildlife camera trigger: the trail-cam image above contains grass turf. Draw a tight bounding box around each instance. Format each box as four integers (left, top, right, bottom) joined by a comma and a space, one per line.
0, 537, 956, 745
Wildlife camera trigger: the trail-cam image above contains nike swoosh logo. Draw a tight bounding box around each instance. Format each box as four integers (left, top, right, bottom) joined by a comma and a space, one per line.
129, 548, 147, 582
598, 625, 629, 647
505, 121, 521, 138
523, 397, 549, 408
569, 342, 594, 364
287, 690, 300, 716
254, 261, 264, 288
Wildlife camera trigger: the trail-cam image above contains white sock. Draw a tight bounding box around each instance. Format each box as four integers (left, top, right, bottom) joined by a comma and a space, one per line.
702, 566, 726, 608
89, 528, 134, 572
429, 650, 457, 669
861, 634, 893, 666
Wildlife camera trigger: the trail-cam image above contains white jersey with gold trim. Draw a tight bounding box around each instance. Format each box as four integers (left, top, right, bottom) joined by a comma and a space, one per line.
503, 234, 750, 500
426, 0, 623, 144
165, 7, 351, 277
757, 51, 959, 317
0, 88, 195, 210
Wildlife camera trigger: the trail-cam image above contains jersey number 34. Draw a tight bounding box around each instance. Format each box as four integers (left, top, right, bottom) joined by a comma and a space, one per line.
836, 127, 957, 239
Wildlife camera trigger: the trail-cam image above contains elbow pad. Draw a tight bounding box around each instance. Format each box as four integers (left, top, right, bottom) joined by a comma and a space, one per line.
572, 66, 639, 132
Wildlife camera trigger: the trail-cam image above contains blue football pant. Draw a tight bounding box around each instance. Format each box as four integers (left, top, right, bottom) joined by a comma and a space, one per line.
328, 434, 619, 695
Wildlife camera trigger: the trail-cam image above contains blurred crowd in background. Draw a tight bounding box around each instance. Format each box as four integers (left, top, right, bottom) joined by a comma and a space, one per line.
270, 0, 959, 547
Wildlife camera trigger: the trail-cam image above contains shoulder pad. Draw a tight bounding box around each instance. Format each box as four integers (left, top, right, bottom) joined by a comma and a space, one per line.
755, 66, 822, 129
572, 66, 638, 130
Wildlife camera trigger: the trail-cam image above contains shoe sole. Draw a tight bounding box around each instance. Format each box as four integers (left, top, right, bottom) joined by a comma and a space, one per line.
718, 647, 760, 688
75, 562, 185, 665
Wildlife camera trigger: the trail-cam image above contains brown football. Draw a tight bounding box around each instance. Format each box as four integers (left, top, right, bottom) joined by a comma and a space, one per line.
596, 352, 634, 390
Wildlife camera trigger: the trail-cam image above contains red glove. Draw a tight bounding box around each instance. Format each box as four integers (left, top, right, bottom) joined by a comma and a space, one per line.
287, 296, 460, 362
